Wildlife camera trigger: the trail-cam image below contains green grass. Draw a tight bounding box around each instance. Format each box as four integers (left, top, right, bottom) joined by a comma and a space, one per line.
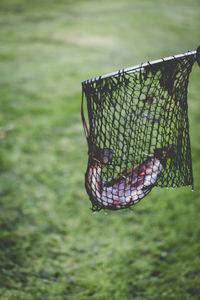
0, 0, 200, 299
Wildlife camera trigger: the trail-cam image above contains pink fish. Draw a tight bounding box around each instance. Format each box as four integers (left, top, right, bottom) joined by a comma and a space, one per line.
86, 147, 170, 210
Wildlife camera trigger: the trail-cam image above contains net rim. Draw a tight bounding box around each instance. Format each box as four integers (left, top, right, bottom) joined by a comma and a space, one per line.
82, 50, 196, 85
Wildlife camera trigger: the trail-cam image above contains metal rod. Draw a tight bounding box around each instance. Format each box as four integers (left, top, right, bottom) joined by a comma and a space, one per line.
196, 46, 200, 67
82, 50, 196, 85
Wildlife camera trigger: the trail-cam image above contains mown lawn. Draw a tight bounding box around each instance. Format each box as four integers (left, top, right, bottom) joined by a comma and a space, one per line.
0, 0, 200, 299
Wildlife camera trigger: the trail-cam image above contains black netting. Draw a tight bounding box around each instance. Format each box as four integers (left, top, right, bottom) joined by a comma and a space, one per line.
82, 50, 197, 211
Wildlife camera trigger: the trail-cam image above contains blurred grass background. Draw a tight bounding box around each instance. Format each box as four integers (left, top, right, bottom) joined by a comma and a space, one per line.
0, 0, 200, 299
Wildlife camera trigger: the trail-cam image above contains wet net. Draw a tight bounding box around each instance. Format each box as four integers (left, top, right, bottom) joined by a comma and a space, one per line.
81, 49, 198, 211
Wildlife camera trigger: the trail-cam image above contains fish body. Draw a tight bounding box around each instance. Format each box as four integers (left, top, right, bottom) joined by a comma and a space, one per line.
86, 148, 164, 210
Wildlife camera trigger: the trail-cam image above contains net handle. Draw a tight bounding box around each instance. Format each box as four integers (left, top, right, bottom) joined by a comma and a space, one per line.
196, 45, 200, 67
81, 86, 90, 146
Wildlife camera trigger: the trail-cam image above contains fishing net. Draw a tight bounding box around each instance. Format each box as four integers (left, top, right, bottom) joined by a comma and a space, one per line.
81, 49, 199, 211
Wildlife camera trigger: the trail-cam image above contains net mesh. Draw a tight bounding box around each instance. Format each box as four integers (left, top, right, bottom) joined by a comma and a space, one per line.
82, 51, 196, 211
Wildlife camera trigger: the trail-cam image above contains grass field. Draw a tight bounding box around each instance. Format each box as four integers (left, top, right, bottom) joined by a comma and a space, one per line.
0, 0, 200, 299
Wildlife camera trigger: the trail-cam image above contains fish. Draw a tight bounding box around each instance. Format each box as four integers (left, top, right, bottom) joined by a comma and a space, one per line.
86, 146, 173, 210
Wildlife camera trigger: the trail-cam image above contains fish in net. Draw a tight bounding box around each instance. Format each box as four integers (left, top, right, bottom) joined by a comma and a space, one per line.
81, 47, 200, 211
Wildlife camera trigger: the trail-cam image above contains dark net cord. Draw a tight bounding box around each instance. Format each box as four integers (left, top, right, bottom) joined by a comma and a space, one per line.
81, 47, 200, 212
